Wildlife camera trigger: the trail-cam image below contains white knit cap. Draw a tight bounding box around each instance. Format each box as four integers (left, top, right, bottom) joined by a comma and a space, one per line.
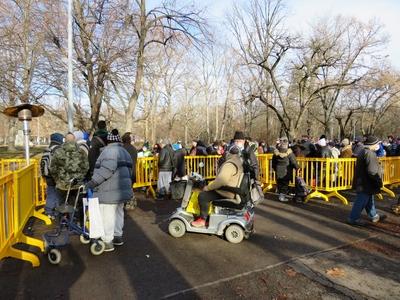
317, 138, 327, 147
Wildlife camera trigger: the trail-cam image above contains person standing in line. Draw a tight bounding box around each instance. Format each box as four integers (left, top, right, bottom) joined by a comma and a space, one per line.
85, 129, 133, 252
88, 120, 108, 177
122, 132, 138, 210
41, 132, 64, 219
272, 137, 299, 202
348, 135, 386, 226
156, 140, 176, 200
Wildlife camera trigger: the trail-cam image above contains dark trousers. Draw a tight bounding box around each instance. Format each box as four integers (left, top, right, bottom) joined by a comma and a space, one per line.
277, 178, 290, 194
198, 190, 225, 219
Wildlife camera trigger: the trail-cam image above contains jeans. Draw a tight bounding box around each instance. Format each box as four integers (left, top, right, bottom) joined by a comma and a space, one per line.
277, 178, 290, 194
99, 203, 124, 243
44, 185, 62, 216
349, 192, 378, 222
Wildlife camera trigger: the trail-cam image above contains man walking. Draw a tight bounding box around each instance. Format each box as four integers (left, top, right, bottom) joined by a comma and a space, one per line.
348, 135, 386, 226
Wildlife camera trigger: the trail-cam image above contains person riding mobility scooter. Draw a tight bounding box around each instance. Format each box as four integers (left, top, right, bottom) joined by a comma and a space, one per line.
168, 142, 257, 244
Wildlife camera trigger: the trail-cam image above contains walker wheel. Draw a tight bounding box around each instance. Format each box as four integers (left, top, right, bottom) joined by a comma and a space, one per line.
48, 248, 62, 265
79, 234, 90, 244
90, 240, 105, 255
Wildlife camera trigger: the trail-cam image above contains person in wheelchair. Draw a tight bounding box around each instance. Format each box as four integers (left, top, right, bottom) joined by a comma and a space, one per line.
191, 145, 244, 228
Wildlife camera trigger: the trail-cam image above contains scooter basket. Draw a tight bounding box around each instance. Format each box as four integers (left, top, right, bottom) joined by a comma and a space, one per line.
170, 180, 187, 200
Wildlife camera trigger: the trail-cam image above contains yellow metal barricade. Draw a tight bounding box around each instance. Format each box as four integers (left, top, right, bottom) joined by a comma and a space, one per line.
0, 164, 50, 267
378, 157, 400, 198
185, 155, 220, 180
133, 157, 158, 197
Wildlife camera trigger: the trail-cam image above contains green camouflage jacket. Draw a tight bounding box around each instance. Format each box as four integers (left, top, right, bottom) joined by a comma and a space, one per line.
50, 141, 89, 190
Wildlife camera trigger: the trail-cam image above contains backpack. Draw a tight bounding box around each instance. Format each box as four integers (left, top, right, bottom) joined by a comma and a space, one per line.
40, 145, 60, 177
93, 136, 106, 153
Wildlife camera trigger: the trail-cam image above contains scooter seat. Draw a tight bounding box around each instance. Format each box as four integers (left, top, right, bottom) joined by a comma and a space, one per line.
213, 201, 244, 210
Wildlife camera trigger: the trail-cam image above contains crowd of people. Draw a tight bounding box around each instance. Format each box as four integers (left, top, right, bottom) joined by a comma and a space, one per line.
41, 121, 392, 251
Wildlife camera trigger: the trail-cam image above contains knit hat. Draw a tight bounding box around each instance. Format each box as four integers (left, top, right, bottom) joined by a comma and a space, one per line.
233, 131, 245, 140
73, 130, 84, 142
364, 135, 380, 146
107, 129, 121, 143
50, 132, 64, 145
341, 138, 350, 146
317, 138, 327, 147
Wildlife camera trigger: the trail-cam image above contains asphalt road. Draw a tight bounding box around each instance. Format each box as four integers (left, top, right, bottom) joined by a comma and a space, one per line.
1, 193, 399, 299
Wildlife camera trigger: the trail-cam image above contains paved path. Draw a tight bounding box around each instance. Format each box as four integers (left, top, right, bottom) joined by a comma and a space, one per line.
1, 194, 399, 299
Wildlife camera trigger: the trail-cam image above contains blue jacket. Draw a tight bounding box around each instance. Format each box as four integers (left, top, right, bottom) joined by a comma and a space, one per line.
89, 143, 133, 204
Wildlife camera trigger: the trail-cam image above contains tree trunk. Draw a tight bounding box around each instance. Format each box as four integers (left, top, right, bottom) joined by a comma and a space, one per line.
126, 1, 147, 132
7, 119, 17, 151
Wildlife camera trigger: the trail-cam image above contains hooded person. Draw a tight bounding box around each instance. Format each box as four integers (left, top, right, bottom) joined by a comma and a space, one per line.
85, 129, 133, 251
156, 139, 177, 200
348, 135, 386, 226
88, 120, 108, 177
340, 138, 353, 158
272, 137, 299, 202
41, 132, 64, 218
316, 137, 333, 158
191, 144, 245, 228
73, 130, 89, 156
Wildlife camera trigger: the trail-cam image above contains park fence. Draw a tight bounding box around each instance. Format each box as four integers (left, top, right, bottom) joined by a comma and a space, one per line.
1, 154, 400, 266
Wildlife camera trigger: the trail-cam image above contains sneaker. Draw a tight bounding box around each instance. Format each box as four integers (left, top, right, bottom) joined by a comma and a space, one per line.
371, 214, 387, 223
113, 236, 124, 246
191, 217, 206, 228
104, 242, 115, 252
347, 218, 367, 226
278, 194, 288, 202
46, 214, 56, 221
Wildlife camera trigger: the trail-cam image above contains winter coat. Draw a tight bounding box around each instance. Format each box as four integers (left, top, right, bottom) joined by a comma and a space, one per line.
207, 154, 243, 204
88, 143, 133, 204
300, 141, 317, 157
123, 143, 137, 183
88, 130, 108, 177
174, 148, 186, 177
317, 146, 333, 158
272, 148, 299, 180
158, 144, 176, 172
352, 148, 383, 195
340, 145, 353, 158
330, 147, 340, 159
50, 142, 89, 190
352, 143, 364, 157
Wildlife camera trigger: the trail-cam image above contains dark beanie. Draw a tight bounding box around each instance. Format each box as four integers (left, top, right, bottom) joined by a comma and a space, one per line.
364, 135, 379, 146
50, 133, 64, 144
233, 131, 245, 140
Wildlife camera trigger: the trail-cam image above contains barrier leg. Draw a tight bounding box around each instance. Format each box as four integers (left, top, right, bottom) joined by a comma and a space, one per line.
36, 207, 45, 214
326, 191, 348, 205
376, 193, 383, 200
262, 183, 273, 193
18, 233, 45, 252
381, 186, 395, 198
148, 185, 156, 199
4, 246, 41, 267
305, 190, 329, 203
33, 210, 52, 225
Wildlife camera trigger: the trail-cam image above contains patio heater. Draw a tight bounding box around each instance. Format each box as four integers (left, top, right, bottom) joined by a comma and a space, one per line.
2, 104, 45, 165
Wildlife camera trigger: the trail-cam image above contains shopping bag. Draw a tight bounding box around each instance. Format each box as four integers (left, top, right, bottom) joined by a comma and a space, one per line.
82, 197, 105, 239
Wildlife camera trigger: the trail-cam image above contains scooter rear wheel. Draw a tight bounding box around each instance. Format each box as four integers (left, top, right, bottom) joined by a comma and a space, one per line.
168, 219, 186, 238
80, 234, 90, 244
225, 224, 244, 244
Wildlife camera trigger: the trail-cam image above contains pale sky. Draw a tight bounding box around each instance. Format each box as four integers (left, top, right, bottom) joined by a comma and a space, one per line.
147, 0, 399, 69
202, 0, 400, 69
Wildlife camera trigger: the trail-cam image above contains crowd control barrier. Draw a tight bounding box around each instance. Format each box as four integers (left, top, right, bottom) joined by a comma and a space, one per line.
0, 164, 50, 267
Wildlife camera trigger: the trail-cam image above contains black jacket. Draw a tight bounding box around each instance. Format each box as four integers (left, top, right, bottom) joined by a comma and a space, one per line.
174, 148, 186, 177
352, 148, 383, 195
88, 134, 107, 177
123, 143, 138, 183
158, 145, 176, 172
272, 149, 299, 179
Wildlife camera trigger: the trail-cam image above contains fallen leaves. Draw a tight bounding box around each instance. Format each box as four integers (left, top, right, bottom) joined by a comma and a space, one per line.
285, 268, 297, 277
325, 267, 345, 277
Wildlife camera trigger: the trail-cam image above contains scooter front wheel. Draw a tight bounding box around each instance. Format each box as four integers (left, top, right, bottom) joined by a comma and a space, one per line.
90, 240, 105, 255
225, 224, 244, 244
168, 219, 186, 238
48, 248, 62, 265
